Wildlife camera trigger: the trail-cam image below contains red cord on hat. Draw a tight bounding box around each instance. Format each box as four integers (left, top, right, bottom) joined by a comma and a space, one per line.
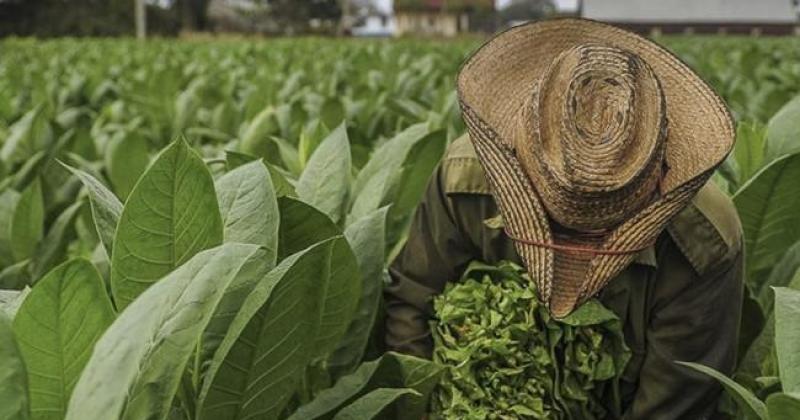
505, 232, 652, 256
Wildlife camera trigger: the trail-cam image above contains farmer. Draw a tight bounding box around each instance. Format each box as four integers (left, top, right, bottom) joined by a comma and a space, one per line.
385, 19, 743, 419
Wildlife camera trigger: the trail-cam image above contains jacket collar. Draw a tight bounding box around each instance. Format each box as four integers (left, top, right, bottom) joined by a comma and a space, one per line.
633, 245, 658, 268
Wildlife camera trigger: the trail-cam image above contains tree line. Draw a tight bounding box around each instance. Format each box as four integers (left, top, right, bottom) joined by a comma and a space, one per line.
0, 0, 343, 37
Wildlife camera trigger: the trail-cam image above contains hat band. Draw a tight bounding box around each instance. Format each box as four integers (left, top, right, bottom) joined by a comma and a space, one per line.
504, 231, 653, 256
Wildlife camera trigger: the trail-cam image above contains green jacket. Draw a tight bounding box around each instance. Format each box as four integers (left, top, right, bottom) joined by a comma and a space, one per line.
385, 134, 744, 419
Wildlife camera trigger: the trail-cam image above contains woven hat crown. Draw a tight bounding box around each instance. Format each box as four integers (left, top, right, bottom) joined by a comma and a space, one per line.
515, 44, 667, 231
457, 18, 735, 317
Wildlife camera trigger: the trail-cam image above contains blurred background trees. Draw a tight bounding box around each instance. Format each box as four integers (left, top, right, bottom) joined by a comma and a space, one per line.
0, 0, 567, 37
0, 0, 347, 37
0, 0, 179, 37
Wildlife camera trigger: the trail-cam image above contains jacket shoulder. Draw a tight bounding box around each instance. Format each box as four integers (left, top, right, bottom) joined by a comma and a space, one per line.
441, 133, 491, 195
441, 134, 743, 275
666, 181, 743, 276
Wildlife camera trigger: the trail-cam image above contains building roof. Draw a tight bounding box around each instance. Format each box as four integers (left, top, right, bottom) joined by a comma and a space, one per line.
582, 0, 798, 23
394, 0, 495, 13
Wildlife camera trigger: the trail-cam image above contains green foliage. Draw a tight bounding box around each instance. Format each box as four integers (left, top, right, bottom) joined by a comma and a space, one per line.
328, 207, 390, 379
296, 123, 352, 224
774, 287, 800, 394
766, 95, 800, 160
62, 165, 122, 258
432, 261, 629, 419
0, 312, 29, 420
13, 259, 114, 420
332, 388, 420, 420
766, 393, 800, 420
11, 178, 44, 263
110, 137, 223, 309
105, 130, 149, 201
682, 288, 800, 420
215, 160, 280, 255
733, 121, 767, 188
198, 239, 348, 419
678, 361, 768, 420
734, 153, 800, 292
28, 201, 83, 281
290, 352, 443, 420
1, 35, 800, 420
0, 118, 436, 420
67, 244, 265, 420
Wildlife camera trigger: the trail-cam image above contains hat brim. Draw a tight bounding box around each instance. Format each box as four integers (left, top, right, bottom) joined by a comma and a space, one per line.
457, 18, 735, 317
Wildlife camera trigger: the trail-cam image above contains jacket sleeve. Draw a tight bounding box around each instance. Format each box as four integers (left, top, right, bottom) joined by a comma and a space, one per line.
384, 165, 477, 359
625, 245, 744, 420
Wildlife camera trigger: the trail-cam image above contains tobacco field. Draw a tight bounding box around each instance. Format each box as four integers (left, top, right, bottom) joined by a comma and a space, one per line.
1, 35, 800, 419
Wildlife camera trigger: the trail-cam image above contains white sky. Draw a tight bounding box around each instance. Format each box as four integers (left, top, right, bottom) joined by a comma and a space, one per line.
375, 0, 580, 13
495, 0, 580, 10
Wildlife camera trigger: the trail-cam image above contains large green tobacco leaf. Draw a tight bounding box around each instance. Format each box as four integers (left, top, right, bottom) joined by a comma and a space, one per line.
173, 79, 204, 136
381, 353, 443, 420
0, 260, 30, 290
348, 165, 393, 224
111, 138, 223, 309
734, 153, 800, 285
715, 158, 738, 194
313, 234, 361, 359
1, 105, 51, 167
13, 259, 115, 420
0, 189, 21, 267
271, 135, 303, 176
352, 123, 429, 197
333, 388, 420, 420
766, 95, 800, 160
740, 273, 800, 380
66, 244, 265, 420
328, 207, 389, 378
290, 352, 442, 420
757, 240, 800, 312
105, 130, 149, 201
215, 161, 279, 258
0, 286, 30, 317
677, 362, 767, 420
198, 238, 345, 420
734, 122, 767, 187
267, 164, 297, 198
29, 201, 83, 282
296, 123, 351, 224
239, 107, 280, 165
390, 130, 448, 224
197, 249, 275, 381
223, 151, 296, 197
290, 359, 388, 420
11, 178, 44, 262
774, 287, 800, 394
767, 393, 800, 419
298, 119, 330, 168
276, 196, 361, 357
4, 151, 47, 193
224, 150, 258, 171
277, 197, 341, 259
320, 98, 345, 131
740, 313, 777, 381
63, 164, 123, 258
0, 312, 29, 420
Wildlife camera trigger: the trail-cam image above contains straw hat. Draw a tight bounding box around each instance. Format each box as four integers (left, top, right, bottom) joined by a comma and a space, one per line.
457, 18, 734, 318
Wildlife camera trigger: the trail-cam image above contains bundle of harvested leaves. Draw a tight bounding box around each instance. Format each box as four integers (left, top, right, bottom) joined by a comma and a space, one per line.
431, 261, 630, 419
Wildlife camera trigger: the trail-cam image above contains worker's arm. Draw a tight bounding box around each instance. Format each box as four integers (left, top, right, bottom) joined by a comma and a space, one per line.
625, 242, 744, 419
384, 164, 476, 359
